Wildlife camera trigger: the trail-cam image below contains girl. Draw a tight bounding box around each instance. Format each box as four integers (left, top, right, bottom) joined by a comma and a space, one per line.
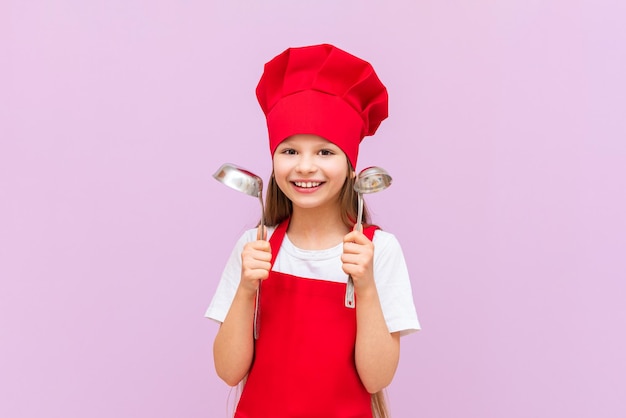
206, 44, 420, 418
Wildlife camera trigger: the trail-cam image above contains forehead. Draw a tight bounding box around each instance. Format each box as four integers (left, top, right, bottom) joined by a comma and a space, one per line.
279, 134, 341, 149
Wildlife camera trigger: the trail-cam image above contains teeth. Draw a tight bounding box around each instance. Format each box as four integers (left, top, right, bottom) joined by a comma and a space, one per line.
295, 181, 321, 188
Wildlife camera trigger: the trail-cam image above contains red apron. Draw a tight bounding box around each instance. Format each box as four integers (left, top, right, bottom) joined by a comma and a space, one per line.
235, 219, 378, 418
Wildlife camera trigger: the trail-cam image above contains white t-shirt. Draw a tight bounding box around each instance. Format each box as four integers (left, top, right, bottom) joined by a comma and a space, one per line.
205, 227, 421, 336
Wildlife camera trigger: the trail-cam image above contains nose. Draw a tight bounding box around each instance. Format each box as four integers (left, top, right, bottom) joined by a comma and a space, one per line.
296, 154, 317, 174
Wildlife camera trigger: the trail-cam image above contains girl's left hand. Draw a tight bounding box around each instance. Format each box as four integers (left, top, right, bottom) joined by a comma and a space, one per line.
341, 230, 375, 289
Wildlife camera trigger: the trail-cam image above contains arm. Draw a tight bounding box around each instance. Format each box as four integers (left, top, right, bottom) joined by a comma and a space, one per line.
342, 230, 401, 393
213, 238, 272, 386
355, 285, 401, 393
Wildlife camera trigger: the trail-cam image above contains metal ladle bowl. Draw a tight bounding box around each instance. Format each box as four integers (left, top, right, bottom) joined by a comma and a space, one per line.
212, 163, 265, 339
213, 163, 265, 237
353, 166, 393, 232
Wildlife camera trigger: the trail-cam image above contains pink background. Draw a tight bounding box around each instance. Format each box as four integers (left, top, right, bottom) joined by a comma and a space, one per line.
2, 1, 625, 417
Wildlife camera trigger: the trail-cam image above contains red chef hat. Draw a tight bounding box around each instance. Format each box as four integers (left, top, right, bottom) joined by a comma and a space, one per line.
256, 44, 388, 168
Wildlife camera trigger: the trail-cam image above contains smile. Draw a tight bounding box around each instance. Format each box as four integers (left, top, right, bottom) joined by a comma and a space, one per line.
293, 181, 322, 188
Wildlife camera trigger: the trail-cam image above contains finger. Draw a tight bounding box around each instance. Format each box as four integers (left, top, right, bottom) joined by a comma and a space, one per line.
341, 253, 362, 266
250, 239, 271, 250
245, 258, 271, 270
250, 249, 272, 263
344, 230, 358, 243
242, 263, 269, 280
342, 241, 362, 255
246, 242, 272, 257
341, 263, 366, 279
344, 229, 369, 245
248, 268, 270, 281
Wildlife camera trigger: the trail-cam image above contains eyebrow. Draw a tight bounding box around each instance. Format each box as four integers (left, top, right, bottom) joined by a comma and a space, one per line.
279, 139, 338, 148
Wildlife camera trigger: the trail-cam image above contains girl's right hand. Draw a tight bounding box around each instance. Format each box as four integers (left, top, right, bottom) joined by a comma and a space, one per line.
240, 238, 272, 294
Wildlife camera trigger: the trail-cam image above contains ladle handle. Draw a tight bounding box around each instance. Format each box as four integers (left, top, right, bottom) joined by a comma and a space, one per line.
345, 193, 364, 308
254, 192, 266, 339
355, 193, 364, 233
345, 276, 355, 308
257, 194, 266, 240
253, 288, 260, 339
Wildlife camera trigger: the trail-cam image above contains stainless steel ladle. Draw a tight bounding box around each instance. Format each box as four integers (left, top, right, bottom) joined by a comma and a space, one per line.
353, 166, 393, 232
345, 166, 393, 308
213, 163, 265, 339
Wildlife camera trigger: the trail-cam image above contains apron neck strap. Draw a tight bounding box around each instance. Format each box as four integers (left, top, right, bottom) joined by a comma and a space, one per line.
269, 218, 290, 266
269, 218, 380, 266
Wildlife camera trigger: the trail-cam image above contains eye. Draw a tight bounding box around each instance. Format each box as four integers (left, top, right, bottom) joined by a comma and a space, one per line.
319, 149, 335, 156
280, 148, 297, 155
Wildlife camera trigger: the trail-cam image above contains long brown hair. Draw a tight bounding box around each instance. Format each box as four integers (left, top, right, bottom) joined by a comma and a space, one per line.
372, 391, 390, 418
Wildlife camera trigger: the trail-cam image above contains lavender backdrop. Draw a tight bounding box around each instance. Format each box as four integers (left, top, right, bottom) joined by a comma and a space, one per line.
2, 1, 625, 417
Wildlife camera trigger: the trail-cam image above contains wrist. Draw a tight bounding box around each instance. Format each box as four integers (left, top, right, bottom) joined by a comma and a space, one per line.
236, 282, 259, 300
355, 280, 378, 302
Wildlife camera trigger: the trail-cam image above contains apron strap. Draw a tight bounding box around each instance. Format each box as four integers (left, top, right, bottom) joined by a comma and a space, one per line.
269, 218, 290, 267
363, 224, 379, 241
269, 218, 380, 266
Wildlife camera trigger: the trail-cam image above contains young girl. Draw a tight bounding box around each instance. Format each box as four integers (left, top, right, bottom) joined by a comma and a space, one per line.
206, 44, 420, 418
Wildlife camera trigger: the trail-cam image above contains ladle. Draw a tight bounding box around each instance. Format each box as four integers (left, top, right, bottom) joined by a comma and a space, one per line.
345, 166, 393, 308
213, 163, 265, 339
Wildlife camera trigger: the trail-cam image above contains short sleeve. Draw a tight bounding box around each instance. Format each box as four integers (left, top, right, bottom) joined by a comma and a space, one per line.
372, 231, 421, 336
204, 228, 257, 323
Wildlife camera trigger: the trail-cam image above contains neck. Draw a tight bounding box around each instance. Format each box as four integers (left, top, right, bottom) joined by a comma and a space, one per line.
287, 205, 349, 250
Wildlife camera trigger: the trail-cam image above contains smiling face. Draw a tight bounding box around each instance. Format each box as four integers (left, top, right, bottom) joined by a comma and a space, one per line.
272, 134, 351, 214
